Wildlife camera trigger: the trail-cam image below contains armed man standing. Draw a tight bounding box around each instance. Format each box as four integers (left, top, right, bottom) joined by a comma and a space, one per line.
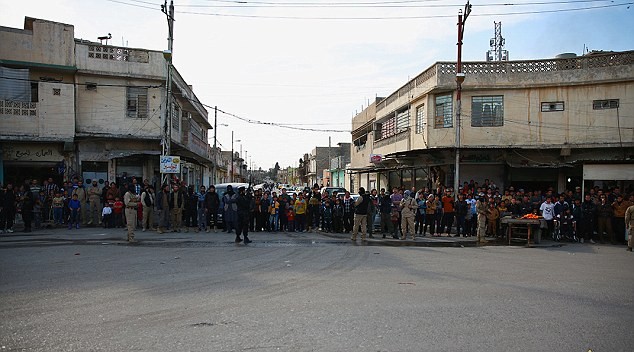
86, 180, 102, 226
124, 185, 140, 243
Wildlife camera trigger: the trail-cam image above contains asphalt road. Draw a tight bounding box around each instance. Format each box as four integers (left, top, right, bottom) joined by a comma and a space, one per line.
1, 229, 633, 351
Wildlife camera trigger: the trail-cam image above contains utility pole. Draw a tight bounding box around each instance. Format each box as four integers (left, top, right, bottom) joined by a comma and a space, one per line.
161, 0, 175, 186
454, 1, 471, 199
212, 106, 217, 185
231, 131, 234, 183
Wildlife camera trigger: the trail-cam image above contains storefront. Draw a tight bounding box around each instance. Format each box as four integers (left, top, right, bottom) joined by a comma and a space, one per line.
1, 142, 69, 186
583, 163, 634, 193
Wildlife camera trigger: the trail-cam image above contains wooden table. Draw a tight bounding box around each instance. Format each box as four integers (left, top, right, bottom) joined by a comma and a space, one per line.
500, 217, 542, 246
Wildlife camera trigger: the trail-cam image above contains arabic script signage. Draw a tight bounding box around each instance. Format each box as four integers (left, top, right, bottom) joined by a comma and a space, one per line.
160, 155, 181, 174
2, 144, 63, 162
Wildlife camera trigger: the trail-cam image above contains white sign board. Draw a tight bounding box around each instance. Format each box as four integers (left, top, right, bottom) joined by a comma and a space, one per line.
160, 156, 181, 174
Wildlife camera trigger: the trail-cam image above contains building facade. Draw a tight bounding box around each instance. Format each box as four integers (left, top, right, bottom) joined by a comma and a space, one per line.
350, 51, 634, 193
1, 17, 215, 189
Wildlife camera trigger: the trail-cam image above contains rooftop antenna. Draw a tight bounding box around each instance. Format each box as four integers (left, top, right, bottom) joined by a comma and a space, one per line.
486, 22, 508, 61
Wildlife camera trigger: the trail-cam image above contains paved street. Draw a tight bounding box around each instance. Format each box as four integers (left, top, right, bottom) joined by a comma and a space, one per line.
1, 227, 633, 352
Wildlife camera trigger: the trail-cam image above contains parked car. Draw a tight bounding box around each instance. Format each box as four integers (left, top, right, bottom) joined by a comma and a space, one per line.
321, 187, 347, 197
214, 182, 249, 228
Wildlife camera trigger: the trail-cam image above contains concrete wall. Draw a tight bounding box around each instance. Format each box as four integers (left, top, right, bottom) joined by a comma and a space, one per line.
75, 42, 164, 80
0, 18, 75, 67
75, 76, 162, 138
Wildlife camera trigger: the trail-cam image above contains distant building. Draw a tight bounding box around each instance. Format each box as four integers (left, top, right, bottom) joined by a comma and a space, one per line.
306, 146, 344, 188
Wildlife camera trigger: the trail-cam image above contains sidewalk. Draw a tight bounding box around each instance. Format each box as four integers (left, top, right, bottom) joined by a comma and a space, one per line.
0, 223, 535, 248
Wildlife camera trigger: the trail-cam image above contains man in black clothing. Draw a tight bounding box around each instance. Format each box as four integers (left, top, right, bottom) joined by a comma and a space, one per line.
204, 185, 220, 232
454, 193, 469, 237
235, 186, 252, 244
378, 188, 395, 238
351, 187, 370, 241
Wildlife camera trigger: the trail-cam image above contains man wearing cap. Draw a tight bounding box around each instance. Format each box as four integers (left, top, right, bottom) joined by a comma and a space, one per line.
123, 185, 140, 242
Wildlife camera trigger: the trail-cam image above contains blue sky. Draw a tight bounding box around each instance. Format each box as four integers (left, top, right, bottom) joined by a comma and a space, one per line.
2, 0, 633, 170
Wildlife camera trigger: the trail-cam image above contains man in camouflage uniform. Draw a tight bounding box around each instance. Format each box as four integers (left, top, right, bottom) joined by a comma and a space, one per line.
124, 185, 140, 243
86, 180, 102, 226
476, 193, 488, 244
625, 203, 634, 252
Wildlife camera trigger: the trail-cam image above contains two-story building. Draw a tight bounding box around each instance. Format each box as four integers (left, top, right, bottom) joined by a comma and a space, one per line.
349, 51, 634, 193
1, 17, 213, 188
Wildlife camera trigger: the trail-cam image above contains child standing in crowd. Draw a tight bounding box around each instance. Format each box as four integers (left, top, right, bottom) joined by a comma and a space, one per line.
113, 197, 124, 228
52, 191, 65, 225
102, 202, 113, 228
286, 200, 295, 232
322, 200, 333, 233
68, 193, 81, 230
269, 196, 279, 232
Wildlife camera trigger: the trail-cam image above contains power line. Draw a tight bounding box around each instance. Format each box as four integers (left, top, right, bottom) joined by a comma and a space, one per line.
178, 0, 617, 8
105, 0, 633, 19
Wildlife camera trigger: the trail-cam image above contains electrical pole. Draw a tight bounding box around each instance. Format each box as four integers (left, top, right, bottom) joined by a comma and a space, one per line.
212, 106, 217, 185
231, 131, 234, 183
161, 0, 175, 186
454, 1, 471, 199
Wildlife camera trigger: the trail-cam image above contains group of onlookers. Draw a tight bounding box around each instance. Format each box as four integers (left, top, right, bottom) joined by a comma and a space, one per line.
1, 177, 633, 251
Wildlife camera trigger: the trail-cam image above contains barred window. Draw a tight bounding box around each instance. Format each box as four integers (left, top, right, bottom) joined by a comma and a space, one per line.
541, 101, 564, 112
172, 104, 180, 131
435, 94, 453, 128
592, 99, 619, 110
415, 104, 425, 134
375, 116, 396, 141
126, 87, 148, 118
396, 110, 409, 133
471, 96, 504, 127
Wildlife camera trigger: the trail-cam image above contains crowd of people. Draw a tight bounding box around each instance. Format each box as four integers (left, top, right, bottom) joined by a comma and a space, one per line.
1, 177, 633, 251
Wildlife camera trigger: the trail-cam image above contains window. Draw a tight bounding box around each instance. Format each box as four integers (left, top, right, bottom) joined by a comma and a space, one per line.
541, 101, 564, 112
379, 117, 396, 140
396, 110, 409, 133
172, 104, 180, 131
471, 96, 504, 127
190, 119, 203, 140
126, 87, 148, 118
415, 104, 425, 134
435, 94, 453, 128
374, 118, 393, 141
354, 135, 367, 151
593, 99, 619, 110
53, 88, 61, 96
30, 82, 38, 102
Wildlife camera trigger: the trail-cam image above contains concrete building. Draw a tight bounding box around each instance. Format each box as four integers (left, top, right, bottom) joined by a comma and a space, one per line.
349, 51, 634, 193
1, 17, 214, 188
305, 145, 348, 188
327, 143, 351, 189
